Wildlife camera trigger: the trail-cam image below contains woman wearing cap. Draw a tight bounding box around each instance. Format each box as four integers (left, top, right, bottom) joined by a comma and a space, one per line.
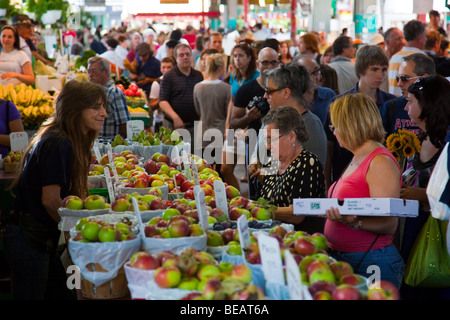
0, 25, 34, 86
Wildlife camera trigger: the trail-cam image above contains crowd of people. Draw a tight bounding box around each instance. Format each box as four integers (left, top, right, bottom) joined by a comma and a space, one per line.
0, 9, 450, 300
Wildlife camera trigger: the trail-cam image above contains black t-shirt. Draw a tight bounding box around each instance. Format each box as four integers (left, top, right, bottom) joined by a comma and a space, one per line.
234, 79, 269, 132
15, 131, 73, 228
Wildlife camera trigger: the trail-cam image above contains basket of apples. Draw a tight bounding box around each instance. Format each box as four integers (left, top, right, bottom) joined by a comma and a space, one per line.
68, 215, 141, 299
117, 171, 169, 199
58, 194, 111, 232
3, 150, 23, 173
141, 206, 207, 255
110, 189, 172, 222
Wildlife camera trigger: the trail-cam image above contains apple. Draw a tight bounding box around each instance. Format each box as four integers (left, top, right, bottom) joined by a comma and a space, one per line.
189, 224, 204, 236
61, 195, 84, 210
231, 264, 252, 284
111, 198, 131, 212
307, 260, 331, 277
367, 280, 400, 300
154, 266, 182, 288
83, 195, 106, 210
329, 261, 354, 281
144, 224, 158, 237
183, 188, 195, 200
149, 198, 169, 210
229, 207, 251, 221
98, 226, 118, 242
311, 232, 329, 251
217, 261, 234, 273
314, 291, 332, 300
129, 252, 160, 270
197, 264, 221, 281
75, 217, 90, 231
200, 184, 214, 197
202, 279, 226, 300
225, 185, 240, 199
181, 292, 203, 300
269, 225, 287, 239
340, 274, 364, 286
174, 173, 187, 186
133, 178, 149, 188
180, 180, 194, 192
168, 219, 190, 238
207, 231, 225, 246
245, 242, 261, 264
178, 277, 200, 291
332, 284, 362, 300
157, 154, 171, 165
140, 194, 158, 206
227, 244, 242, 256
144, 159, 161, 174
162, 208, 181, 221
308, 280, 337, 296
229, 196, 249, 207
251, 207, 273, 220
193, 251, 216, 265
129, 200, 149, 211
221, 228, 235, 244
294, 236, 317, 256
81, 221, 101, 241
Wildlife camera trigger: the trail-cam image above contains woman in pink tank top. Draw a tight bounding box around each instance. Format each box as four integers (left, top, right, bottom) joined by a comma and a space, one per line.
324, 93, 405, 289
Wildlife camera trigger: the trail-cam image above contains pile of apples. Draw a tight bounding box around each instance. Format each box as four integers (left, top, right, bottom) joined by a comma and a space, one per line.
110, 188, 171, 212
71, 217, 137, 243
3, 150, 23, 163
128, 248, 265, 300
90, 150, 142, 177
144, 207, 204, 238
61, 194, 110, 210
131, 126, 183, 146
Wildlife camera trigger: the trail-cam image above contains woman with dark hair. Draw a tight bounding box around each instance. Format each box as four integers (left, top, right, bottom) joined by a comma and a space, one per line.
0, 25, 34, 85
221, 41, 259, 190
3, 80, 107, 300
280, 40, 293, 64
318, 64, 340, 95
400, 75, 450, 299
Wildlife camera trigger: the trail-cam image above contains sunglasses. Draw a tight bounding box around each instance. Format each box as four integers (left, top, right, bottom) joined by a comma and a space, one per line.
264, 87, 285, 95
396, 75, 421, 83
258, 60, 280, 67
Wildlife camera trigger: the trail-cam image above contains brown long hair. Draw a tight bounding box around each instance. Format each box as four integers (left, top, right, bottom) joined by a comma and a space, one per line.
230, 40, 257, 81
10, 81, 107, 198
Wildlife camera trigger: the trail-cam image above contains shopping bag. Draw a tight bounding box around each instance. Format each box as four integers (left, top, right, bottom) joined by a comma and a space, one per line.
427, 142, 450, 221
404, 215, 450, 287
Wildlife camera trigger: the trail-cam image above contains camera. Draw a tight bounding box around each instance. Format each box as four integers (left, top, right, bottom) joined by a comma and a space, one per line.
247, 95, 270, 115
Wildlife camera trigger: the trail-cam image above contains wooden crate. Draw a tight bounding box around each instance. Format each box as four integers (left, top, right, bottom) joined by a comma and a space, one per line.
80, 263, 129, 299
3, 162, 19, 173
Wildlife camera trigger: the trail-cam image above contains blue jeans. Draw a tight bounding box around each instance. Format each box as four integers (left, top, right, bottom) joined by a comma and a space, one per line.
330, 244, 405, 289
3, 224, 74, 300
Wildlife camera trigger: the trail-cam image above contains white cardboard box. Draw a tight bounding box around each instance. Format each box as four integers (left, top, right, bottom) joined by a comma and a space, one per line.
293, 198, 419, 217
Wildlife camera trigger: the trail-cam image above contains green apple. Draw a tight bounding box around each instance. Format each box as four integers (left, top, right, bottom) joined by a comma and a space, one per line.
61, 195, 84, 210
81, 221, 101, 241
162, 208, 181, 221
83, 195, 106, 210
207, 231, 225, 246
98, 226, 117, 242
197, 264, 221, 281
178, 277, 200, 290
75, 217, 90, 231
227, 244, 242, 256
218, 261, 234, 273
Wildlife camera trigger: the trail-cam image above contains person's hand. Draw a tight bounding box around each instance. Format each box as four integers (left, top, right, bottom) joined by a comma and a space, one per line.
324, 207, 359, 227
1, 72, 16, 81
248, 163, 263, 183
400, 186, 420, 200
173, 117, 184, 129
136, 79, 146, 86
246, 106, 261, 122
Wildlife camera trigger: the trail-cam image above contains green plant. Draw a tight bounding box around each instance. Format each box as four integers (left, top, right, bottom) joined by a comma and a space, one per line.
0, 0, 20, 18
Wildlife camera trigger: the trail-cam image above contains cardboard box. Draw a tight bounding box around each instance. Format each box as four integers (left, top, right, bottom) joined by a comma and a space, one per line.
293, 198, 419, 217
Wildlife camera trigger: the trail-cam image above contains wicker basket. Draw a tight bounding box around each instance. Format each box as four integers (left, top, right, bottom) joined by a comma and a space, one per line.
80, 263, 129, 299
3, 162, 19, 173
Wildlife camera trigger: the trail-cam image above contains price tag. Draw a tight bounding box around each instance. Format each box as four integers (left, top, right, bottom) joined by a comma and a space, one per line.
106, 143, 119, 181
194, 185, 209, 231
284, 250, 303, 300
93, 143, 102, 164
10, 131, 28, 151
126, 120, 144, 140
237, 215, 251, 250
172, 174, 181, 199
181, 150, 192, 180
103, 167, 115, 203
131, 197, 146, 239
258, 233, 285, 285
191, 161, 200, 186
213, 180, 229, 218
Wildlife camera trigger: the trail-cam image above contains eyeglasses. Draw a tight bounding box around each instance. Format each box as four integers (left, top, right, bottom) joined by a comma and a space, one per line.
329, 125, 336, 132
264, 87, 285, 95
266, 134, 286, 145
258, 60, 280, 67
396, 75, 421, 83
87, 69, 99, 75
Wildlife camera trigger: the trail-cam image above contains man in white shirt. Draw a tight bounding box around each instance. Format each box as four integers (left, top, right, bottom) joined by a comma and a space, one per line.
328, 36, 358, 94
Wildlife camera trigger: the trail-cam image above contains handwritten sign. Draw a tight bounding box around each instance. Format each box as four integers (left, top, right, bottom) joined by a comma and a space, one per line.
191, 161, 200, 186
126, 120, 144, 140
181, 150, 192, 180
10, 131, 28, 151
194, 185, 208, 231
258, 233, 285, 286
284, 250, 303, 300
213, 180, 229, 218
237, 215, 251, 250
106, 143, 119, 181
103, 167, 115, 203
93, 144, 102, 165
131, 197, 146, 240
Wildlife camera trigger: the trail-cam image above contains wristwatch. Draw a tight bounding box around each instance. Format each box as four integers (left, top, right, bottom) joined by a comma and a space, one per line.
352, 218, 363, 230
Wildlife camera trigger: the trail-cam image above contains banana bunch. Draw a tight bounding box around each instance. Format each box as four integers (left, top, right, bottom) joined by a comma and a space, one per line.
127, 106, 148, 113
0, 83, 54, 128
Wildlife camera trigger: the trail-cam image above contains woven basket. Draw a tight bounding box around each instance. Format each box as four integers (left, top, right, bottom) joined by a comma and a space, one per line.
80, 263, 129, 299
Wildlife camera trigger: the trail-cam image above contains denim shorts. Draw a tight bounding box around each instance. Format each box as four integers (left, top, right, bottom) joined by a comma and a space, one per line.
330, 244, 405, 289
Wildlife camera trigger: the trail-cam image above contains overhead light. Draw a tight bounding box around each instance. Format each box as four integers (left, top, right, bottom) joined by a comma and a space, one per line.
259, 0, 266, 6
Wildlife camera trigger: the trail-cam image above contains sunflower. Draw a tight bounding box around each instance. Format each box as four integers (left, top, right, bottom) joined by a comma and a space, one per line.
386, 133, 398, 151
391, 150, 401, 162
392, 137, 403, 151
403, 143, 415, 158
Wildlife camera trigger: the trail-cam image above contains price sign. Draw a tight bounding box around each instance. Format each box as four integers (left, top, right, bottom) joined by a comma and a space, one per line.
191, 161, 200, 186
237, 215, 251, 249
213, 180, 228, 218
284, 250, 303, 300
258, 233, 285, 285
93, 143, 102, 164
181, 150, 192, 180
126, 120, 144, 140
10, 131, 28, 151
103, 167, 115, 203
194, 185, 208, 231
131, 197, 146, 239
172, 174, 181, 199
106, 143, 119, 181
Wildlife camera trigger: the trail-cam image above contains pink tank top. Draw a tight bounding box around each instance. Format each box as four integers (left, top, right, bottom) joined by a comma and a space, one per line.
324, 147, 401, 252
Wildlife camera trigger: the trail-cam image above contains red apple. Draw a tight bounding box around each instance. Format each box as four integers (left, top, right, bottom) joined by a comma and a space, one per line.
308, 280, 337, 296
294, 236, 317, 256
340, 274, 363, 286
329, 261, 354, 281
209, 208, 227, 222
180, 180, 194, 192
129, 252, 160, 270
168, 219, 190, 237
332, 284, 362, 300
153, 266, 182, 288
367, 280, 400, 300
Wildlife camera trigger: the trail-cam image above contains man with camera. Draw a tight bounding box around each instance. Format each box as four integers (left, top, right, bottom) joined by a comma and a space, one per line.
229, 47, 280, 133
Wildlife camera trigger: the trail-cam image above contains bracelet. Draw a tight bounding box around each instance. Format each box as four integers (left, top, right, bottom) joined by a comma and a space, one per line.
351, 218, 363, 230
